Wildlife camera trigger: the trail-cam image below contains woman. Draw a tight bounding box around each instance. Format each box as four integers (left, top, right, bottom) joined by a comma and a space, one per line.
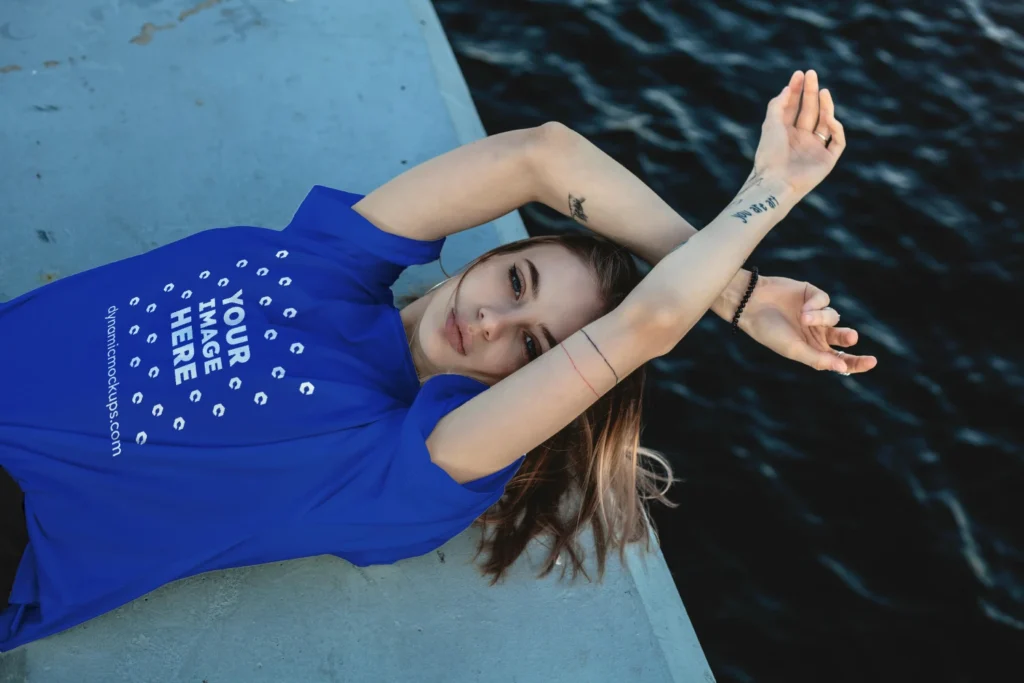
0, 70, 874, 651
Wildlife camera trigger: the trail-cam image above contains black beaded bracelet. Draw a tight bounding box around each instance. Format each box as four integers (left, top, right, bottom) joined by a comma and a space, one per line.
731, 267, 759, 335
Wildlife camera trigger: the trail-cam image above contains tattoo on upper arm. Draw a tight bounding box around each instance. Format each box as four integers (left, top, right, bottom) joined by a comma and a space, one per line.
730, 195, 779, 224
569, 194, 588, 222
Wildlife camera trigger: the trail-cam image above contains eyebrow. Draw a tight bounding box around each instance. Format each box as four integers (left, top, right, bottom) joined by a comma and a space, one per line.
525, 258, 558, 351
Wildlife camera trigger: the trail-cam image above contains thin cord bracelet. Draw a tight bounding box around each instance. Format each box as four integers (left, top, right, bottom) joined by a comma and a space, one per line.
580, 329, 619, 384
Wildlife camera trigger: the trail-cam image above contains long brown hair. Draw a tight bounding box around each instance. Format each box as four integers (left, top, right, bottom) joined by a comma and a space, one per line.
404, 234, 678, 584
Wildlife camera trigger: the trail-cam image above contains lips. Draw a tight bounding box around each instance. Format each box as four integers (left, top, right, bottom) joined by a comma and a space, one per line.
445, 308, 466, 355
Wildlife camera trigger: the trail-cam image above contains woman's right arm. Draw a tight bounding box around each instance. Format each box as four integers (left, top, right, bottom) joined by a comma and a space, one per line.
427, 77, 847, 484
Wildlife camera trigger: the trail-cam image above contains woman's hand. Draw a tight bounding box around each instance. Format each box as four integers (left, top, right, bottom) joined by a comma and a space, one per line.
754, 70, 846, 199
738, 275, 878, 375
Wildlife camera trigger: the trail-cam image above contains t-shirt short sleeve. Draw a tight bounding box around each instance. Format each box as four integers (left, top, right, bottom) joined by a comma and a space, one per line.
283, 185, 446, 304
383, 374, 526, 522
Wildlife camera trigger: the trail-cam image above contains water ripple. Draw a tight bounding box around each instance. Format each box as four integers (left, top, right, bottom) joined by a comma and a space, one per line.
961, 0, 1024, 51
937, 490, 995, 589
434, 0, 1024, 678
819, 555, 895, 607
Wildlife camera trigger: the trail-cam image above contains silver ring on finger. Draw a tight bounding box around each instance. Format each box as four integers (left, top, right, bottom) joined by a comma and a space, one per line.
814, 129, 832, 147
834, 349, 851, 376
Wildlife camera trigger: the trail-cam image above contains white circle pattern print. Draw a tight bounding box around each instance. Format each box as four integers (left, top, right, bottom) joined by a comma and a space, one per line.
115, 246, 316, 453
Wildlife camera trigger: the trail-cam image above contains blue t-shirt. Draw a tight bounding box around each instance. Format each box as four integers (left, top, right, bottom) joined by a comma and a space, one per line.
0, 186, 525, 651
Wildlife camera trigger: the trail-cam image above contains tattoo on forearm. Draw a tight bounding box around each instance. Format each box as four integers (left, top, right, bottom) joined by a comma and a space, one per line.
730, 195, 779, 224
569, 194, 588, 222
731, 171, 764, 206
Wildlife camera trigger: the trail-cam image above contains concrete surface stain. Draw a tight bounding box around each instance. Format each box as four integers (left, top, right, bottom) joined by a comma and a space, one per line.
33, 105, 60, 112
0, 64, 22, 74
436, 550, 446, 563
0, 21, 35, 41
195, 98, 204, 106
218, 4, 267, 41
130, 22, 176, 45
131, 1, 225, 46
43, 60, 60, 68
180, 0, 224, 22
41, 272, 59, 283
37, 230, 56, 243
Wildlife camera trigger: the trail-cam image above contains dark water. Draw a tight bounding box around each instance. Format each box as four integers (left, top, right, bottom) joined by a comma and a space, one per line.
434, 2, 1023, 681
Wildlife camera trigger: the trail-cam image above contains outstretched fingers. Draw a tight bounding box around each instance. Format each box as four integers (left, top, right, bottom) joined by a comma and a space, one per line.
819, 89, 846, 155
825, 326, 859, 348
766, 79, 795, 124
821, 327, 878, 374
803, 307, 840, 327
830, 350, 878, 374
795, 69, 820, 132
801, 283, 831, 312
781, 70, 803, 125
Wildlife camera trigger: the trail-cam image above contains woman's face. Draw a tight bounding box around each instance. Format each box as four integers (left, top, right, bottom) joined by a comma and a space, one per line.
412, 243, 605, 384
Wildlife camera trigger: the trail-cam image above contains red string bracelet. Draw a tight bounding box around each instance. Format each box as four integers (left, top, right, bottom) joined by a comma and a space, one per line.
561, 343, 600, 399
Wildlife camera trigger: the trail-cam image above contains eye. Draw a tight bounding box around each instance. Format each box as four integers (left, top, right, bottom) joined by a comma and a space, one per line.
509, 264, 538, 361
508, 264, 522, 299
524, 333, 539, 361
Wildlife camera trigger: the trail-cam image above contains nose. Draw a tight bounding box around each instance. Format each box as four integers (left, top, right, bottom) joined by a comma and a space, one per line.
475, 305, 523, 342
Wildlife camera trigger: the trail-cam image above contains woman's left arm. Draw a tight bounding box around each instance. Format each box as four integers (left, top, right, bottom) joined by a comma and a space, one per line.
527, 121, 751, 322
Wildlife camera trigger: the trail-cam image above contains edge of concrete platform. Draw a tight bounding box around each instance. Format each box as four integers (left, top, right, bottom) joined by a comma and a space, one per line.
408, 2, 715, 680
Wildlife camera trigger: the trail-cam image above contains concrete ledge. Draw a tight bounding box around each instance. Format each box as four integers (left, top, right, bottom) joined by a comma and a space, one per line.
0, 1, 713, 681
